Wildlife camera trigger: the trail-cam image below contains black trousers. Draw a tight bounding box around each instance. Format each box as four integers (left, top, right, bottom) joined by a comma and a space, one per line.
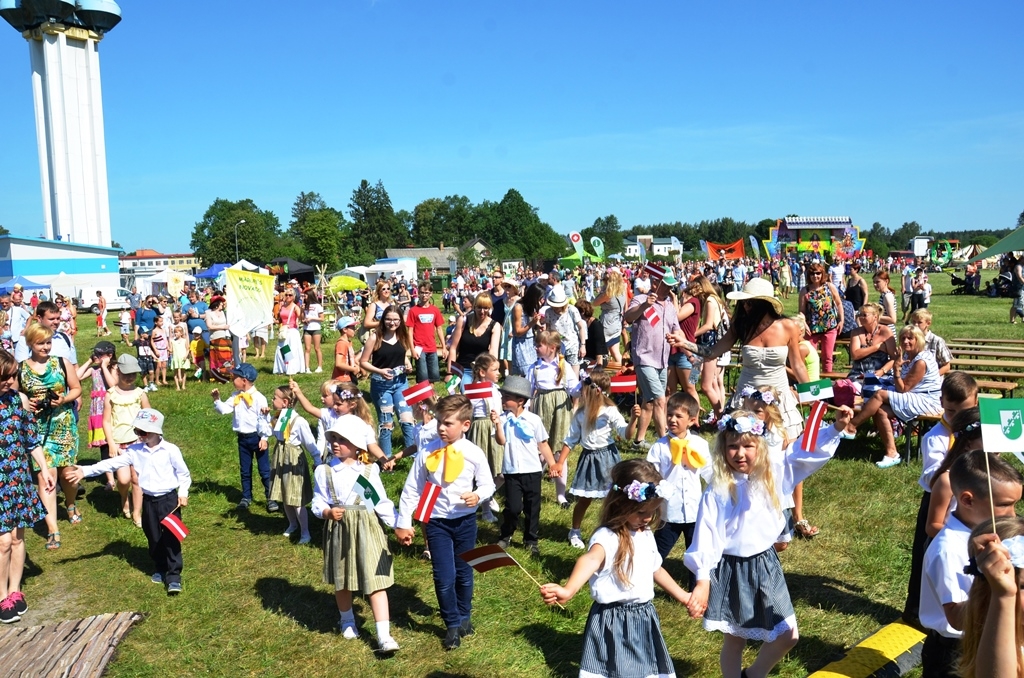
903, 490, 931, 623
142, 491, 184, 584
500, 472, 542, 545
921, 631, 960, 678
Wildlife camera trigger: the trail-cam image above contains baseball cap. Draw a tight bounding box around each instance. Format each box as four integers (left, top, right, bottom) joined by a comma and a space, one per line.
192, 326, 202, 334
231, 363, 258, 382
133, 408, 164, 435
93, 341, 116, 356
116, 354, 141, 374
336, 316, 356, 331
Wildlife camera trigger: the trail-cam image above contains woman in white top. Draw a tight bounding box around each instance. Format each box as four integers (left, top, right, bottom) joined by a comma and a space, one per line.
303, 290, 325, 373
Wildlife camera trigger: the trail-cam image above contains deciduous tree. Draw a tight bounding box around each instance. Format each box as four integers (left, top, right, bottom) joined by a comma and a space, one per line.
190, 198, 280, 266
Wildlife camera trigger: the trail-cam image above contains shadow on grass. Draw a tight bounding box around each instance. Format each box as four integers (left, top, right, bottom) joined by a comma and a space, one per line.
191, 480, 244, 505
786, 631, 850, 674
787, 572, 901, 626
255, 578, 436, 638
58, 539, 151, 575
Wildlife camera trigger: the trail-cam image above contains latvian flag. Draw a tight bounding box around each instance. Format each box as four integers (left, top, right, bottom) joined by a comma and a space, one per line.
464, 381, 494, 400
403, 381, 434, 406
161, 512, 189, 542
459, 544, 519, 573
797, 378, 834, 403
643, 304, 661, 327
801, 401, 829, 451
643, 262, 666, 282
610, 373, 637, 394
414, 482, 442, 523
448, 363, 464, 378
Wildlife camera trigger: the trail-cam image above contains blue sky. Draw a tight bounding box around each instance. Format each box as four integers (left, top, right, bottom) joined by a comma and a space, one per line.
1, 1, 1021, 254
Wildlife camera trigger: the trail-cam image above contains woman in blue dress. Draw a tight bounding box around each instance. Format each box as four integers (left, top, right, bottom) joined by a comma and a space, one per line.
509, 284, 545, 376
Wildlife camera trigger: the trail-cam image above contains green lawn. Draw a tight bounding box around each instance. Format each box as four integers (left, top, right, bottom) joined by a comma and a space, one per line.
16, 273, 1021, 677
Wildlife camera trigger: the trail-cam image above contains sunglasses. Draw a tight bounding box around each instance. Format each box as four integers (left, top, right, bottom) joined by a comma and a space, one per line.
133, 428, 149, 438
0, 371, 17, 381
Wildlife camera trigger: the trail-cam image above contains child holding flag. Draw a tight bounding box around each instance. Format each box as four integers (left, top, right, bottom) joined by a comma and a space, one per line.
528, 330, 578, 509
465, 354, 503, 522
268, 384, 320, 544
68, 408, 191, 595
312, 418, 399, 653
395, 395, 495, 650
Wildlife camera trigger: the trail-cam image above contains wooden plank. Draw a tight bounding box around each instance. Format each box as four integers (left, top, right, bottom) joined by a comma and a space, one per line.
952, 338, 1024, 345
951, 349, 1024, 359
0, 612, 142, 678
951, 359, 1024, 369
959, 370, 1024, 381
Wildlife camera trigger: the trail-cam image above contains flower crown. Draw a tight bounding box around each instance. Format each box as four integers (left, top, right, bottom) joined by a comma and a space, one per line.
334, 388, 363, 401
739, 386, 776, 406
717, 414, 766, 436
955, 421, 981, 437
611, 479, 674, 503
964, 535, 1024, 576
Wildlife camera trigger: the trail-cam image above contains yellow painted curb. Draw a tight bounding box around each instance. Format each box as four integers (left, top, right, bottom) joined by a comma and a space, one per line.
809, 621, 926, 678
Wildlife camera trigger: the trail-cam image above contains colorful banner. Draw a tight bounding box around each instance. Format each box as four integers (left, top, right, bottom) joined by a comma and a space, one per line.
569, 231, 586, 258
705, 240, 745, 260
590, 236, 605, 259
748, 236, 761, 260
167, 270, 187, 299
226, 267, 276, 337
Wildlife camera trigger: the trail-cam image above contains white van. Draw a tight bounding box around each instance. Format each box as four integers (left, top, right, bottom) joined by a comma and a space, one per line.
76, 287, 133, 314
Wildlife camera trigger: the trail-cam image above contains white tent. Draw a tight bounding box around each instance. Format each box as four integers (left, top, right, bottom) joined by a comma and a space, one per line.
952, 244, 1000, 269
48, 272, 95, 299
216, 259, 270, 290
139, 269, 196, 297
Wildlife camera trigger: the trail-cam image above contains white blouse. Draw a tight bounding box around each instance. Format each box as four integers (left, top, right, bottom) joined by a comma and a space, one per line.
564, 404, 628, 451
271, 412, 322, 466
311, 458, 396, 528
588, 527, 661, 604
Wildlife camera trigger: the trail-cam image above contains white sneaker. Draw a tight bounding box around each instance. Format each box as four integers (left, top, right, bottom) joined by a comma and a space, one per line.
568, 529, 586, 550
488, 498, 500, 514
377, 637, 400, 653
340, 622, 359, 639
314, 366, 323, 373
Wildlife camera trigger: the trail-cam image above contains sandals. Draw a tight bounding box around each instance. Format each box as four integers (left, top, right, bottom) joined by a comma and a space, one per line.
794, 519, 820, 539
67, 505, 82, 524
46, 532, 61, 550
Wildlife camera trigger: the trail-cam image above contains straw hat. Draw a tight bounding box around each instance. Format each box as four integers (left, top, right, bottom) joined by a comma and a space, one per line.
546, 286, 568, 308
725, 278, 784, 315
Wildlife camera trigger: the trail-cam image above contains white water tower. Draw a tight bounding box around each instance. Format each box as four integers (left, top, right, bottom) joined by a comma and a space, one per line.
0, 0, 121, 247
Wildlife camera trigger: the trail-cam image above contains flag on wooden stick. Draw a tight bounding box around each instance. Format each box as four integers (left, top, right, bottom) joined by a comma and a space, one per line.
459, 544, 519, 573
403, 381, 434, 406
414, 482, 442, 523
161, 512, 189, 542
610, 374, 637, 393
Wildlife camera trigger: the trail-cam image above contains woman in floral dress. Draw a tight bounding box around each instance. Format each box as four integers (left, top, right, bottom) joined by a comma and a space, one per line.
0, 349, 55, 623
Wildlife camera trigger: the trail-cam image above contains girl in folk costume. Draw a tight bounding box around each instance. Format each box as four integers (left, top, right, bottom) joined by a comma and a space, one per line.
685, 407, 851, 678
76, 341, 117, 491
540, 459, 690, 678
528, 330, 579, 509
150, 315, 170, 387
102, 355, 150, 528
557, 368, 631, 550
268, 385, 321, 545
465, 353, 503, 523
312, 419, 399, 653
289, 380, 390, 467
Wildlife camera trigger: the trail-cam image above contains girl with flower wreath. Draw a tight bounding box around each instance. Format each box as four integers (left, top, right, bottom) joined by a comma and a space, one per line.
540, 459, 691, 678
684, 407, 852, 678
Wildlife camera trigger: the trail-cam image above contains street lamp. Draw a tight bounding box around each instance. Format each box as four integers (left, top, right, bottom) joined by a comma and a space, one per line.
233, 219, 246, 262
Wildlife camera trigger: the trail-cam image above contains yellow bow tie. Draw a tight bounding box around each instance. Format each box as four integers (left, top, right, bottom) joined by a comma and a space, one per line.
424, 444, 464, 484
234, 392, 253, 407
941, 415, 954, 452
670, 437, 706, 470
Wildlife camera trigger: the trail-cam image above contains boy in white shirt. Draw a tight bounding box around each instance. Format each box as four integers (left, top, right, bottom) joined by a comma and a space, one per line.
920, 450, 1022, 676
646, 391, 709, 590
395, 395, 496, 651
492, 376, 556, 558
211, 363, 274, 512
69, 409, 191, 595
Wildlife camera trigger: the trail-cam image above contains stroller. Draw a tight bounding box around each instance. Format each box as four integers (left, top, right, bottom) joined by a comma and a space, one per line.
949, 271, 975, 296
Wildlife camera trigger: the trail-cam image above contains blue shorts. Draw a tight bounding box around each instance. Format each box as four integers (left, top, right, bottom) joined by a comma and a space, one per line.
636, 366, 667, 403
668, 352, 693, 370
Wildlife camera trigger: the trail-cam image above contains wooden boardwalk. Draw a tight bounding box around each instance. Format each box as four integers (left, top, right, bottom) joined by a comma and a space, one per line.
0, 611, 142, 677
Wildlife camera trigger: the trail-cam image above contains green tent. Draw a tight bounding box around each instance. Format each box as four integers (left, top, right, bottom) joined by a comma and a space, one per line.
559, 250, 603, 268
967, 226, 1024, 264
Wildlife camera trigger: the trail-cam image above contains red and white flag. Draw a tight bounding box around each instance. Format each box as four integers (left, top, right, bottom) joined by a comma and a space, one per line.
643, 304, 661, 327
802, 401, 829, 451
161, 512, 189, 542
403, 381, 434, 406
610, 373, 637, 393
414, 482, 442, 523
459, 544, 519, 573
643, 263, 665, 282
464, 381, 495, 400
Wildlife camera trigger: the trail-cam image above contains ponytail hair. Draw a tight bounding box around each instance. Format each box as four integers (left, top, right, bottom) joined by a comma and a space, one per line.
579, 368, 615, 431
472, 353, 499, 382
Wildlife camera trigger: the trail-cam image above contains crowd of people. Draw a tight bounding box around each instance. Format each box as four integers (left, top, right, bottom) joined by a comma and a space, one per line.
0, 253, 1020, 678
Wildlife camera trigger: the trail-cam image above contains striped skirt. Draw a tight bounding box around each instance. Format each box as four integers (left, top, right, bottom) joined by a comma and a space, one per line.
531, 388, 572, 453
580, 600, 675, 678
322, 506, 394, 594
268, 440, 313, 507
469, 417, 503, 478
570, 444, 620, 498
704, 547, 796, 642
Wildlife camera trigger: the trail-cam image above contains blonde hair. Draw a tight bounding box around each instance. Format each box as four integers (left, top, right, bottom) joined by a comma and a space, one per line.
23, 319, 54, 347
535, 330, 564, 384
578, 368, 615, 432
898, 325, 927, 352
274, 384, 298, 408
741, 387, 790, 447
909, 308, 933, 325
334, 382, 372, 425
958, 516, 1024, 678
711, 410, 780, 514
859, 302, 882, 319
602, 270, 626, 300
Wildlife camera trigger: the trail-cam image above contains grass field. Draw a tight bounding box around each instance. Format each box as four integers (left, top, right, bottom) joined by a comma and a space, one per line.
14, 273, 1022, 677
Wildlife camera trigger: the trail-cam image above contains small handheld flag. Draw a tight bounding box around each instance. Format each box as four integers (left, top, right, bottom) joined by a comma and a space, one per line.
414, 482, 442, 523
444, 374, 462, 396
643, 262, 665, 282
161, 512, 189, 542
801, 401, 829, 451
459, 544, 519, 573
279, 343, 292, 362
797, 379, 834, 404
355, 475, 380, 507
980, 399, 1024, 453
643, 304, 661, 328
403, 381, 434, 406
448, 363, 464, 378
610, 374, 637, 393
464, 381, 494, 400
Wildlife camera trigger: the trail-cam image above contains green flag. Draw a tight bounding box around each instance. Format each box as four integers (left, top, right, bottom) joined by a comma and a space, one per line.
444, 374, 461, 396
273, 408, 294, 436
796, 379, 834, 403
355, 475, 380, 507
980, 398, 1024, 453
591, 237, 605, 258
279, 342, 292, 362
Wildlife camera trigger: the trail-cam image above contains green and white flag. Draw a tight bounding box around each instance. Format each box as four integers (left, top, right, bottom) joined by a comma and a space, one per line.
279, 342, 292, 362
444, 373, 462, 396
980, 399, 1024, 453
273, 408, 294, 436
796, 378, 834, 403
355, 475, 380, 507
